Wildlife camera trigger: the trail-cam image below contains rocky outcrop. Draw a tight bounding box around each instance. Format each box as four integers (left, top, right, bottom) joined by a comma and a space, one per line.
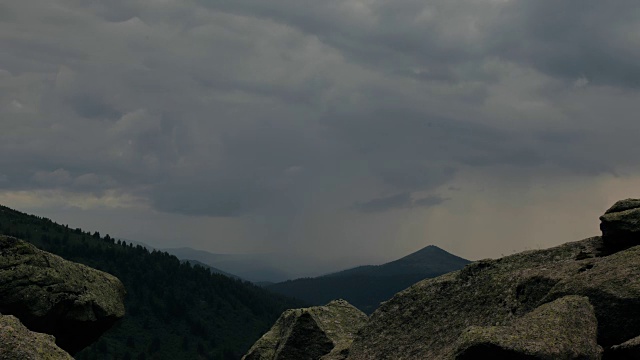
455, 295, 601, 359
600, 198, 640, 251
345, 199, 640, 359
242, 299, 367, 360
247, 199, 640, 359
0, 235, 126, 354
0, 314, 73, 360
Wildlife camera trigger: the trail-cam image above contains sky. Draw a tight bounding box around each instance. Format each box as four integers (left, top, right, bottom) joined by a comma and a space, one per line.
2, 0, 640, 277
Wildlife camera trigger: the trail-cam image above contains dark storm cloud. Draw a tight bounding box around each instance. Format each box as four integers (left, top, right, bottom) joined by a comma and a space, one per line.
323, 108, 507, 161
413, 195, 448, 208
152, 181, 252, 217
493, 0, 640, 88
199, 0, 640, 88
378, 165, 455, 192
354, 192, 447, 213
197, 0, 491, 81
4, 0, 640, 273
70, 95, 122, 120
2, 0, 640, 222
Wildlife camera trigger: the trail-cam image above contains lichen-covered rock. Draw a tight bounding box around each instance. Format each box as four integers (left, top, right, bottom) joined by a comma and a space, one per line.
600, 198, 640, 250
541, 246, 640, 347
346, 201, 640, 359
0, 235, 126, 354
243, 299, 367, 360
347, 237, 603, 359
0, 314, 73, 360
455, 296, 602, 359
606, 335, 640, 360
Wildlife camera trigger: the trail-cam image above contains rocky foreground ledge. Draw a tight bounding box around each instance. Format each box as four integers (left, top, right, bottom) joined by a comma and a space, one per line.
247, 199, 640, 360
0, 235, 126, 357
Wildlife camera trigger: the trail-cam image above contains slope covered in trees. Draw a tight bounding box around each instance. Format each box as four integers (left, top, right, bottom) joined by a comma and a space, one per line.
0, 204, 305, 360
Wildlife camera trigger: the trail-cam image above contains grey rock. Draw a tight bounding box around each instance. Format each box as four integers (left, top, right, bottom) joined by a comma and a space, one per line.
348, 236, 608, 360
243, 299, 367, 360
600, 198, 640, 250
0, 235, 126, 354
0, 314, 73, 360
603, 199, 640, 214
455, 295, 602, 360
349, 236, 640, 359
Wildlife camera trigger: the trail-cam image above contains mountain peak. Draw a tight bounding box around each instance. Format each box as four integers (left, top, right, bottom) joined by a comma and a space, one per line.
391, 244, 470, 269
268, 243, 470, 313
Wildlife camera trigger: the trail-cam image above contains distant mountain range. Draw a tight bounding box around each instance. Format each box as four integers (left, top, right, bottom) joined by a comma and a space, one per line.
163, 243, 472, 314
162, 247, 290, 283
266, 245, 471, 314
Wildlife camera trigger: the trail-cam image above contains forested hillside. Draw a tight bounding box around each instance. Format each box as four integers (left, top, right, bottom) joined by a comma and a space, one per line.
0, 205, 305, 360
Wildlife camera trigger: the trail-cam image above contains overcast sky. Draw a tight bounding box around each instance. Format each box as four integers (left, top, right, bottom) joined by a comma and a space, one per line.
2, 0, 640, 277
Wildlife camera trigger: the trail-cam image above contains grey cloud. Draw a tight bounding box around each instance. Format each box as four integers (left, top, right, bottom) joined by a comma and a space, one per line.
27, 168, 121, 195
354, 192, 413, 213
70, 94, 122, 120
152, 183, 251, 217
197, 0, 489, 78
354, 192, 447, 213
2, 0, 640, 270
32, 169, 73, 186
490, 0, 640, 88
1, 38, 84, 75
378, 165, 455, 192
413, 195, 448, 208
199, 0, 640, 89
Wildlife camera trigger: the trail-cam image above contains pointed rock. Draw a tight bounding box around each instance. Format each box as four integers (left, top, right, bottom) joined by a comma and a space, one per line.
243, 299, 367, 360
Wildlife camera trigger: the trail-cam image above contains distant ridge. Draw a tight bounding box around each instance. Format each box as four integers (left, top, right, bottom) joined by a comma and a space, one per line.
162, 247, 291, 283
182, 259, 243, 280
267, 245, 471, 313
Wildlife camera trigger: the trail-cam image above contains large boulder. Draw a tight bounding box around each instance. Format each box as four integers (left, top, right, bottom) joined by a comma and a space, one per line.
345, 200, 640, 359
600, 198, 640, 251
455, 295, 601, 359
243, 299, 367, 360
0, 235, 126, 354
0, 314, 73, 360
